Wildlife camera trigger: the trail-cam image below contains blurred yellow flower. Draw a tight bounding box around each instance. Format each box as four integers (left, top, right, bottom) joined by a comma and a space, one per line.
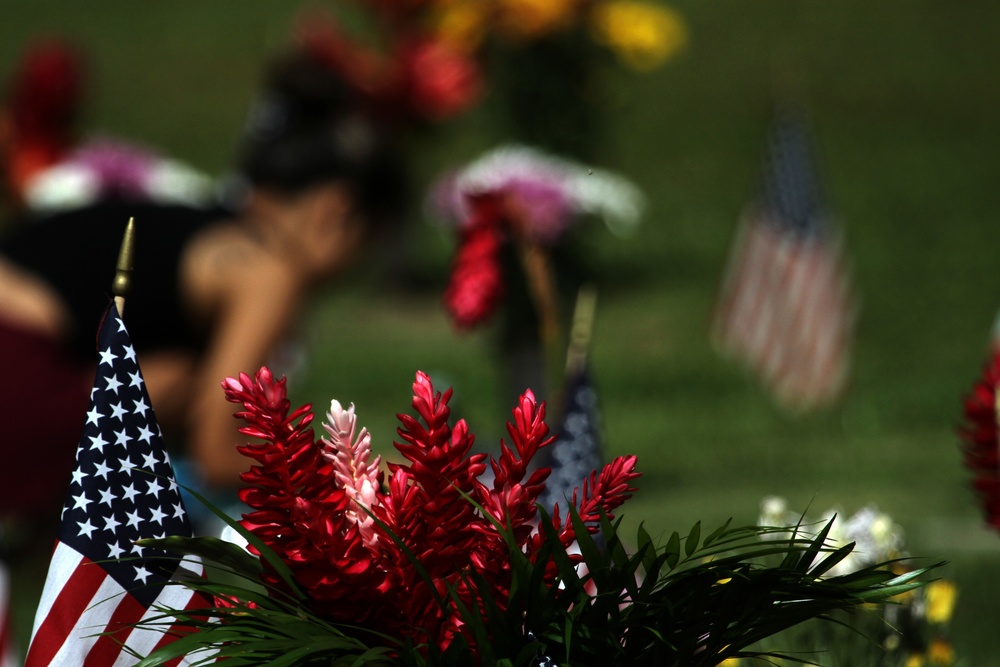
495, 0, 581, 41
716, 659, 742, 667
434, 0, 488, 53
590, 0, 688, 71
924, 579, 958, 625
927, 636, 955, 665
905, 655, 925, 667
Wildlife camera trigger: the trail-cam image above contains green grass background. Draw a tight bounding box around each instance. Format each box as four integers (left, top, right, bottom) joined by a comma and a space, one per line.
3, 1, 1000, 663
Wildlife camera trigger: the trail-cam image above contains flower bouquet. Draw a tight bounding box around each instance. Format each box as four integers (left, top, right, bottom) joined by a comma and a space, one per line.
132, 369, 936, 666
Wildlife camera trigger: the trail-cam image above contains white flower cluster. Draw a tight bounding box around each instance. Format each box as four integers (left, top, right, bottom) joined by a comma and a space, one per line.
759, 496, 905, 576
429, 144, 646, 242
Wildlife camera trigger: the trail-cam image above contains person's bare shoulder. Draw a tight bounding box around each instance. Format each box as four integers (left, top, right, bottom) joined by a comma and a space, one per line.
180, 221, 299, 324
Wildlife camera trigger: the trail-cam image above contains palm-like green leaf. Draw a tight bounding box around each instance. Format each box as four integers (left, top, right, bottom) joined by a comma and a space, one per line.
133, 494, 939, 667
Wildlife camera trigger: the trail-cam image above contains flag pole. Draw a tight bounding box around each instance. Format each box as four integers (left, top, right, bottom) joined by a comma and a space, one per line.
565, 284, 597, 377
112, 217, 135, 316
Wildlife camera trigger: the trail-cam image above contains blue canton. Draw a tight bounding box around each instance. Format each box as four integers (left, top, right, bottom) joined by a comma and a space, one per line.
59, 305, 193, 607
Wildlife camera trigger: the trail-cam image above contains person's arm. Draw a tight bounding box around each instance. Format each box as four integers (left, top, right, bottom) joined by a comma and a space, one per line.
182, 229, 304, 488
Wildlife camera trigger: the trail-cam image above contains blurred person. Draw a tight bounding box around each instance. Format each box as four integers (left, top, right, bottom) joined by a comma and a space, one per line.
0, 47, 407, 540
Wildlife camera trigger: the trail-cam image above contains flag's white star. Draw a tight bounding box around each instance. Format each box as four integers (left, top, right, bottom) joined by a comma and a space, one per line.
107, 542, 125, 559
116, 317, 126, 332
93, 460, 112, 480
142, 451, 159, 469
172, 502, 186, 519
146, 478, 163, 496
115, 428, 130, 448
149, 506, 166, 525
125, 509, 142, 530
109, 402, 127, 421
77, 518, 97, 539
72, 492, 92, 512
104, 374, 123, 394
137, 425, 154, 445
122, 483, 140, 502
99, 487, 115, 507
133, 397, 149, 417
128, 370, 143, 389
168, 478, 179, 493
134, 565, 152, 584
131, 541, 145, 556
88, 433, 108, 452
122, 344, 137, 364
86, 407, 104, 426
98, 348, 116, 367
103, 513, 121, 533
119, 456, 137, 477
71, 469, 86, 486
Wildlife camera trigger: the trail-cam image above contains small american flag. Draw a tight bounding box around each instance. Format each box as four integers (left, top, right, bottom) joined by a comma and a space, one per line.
538, 364, 604, 514
25, 302, 205, 666
712, 111, 856, 410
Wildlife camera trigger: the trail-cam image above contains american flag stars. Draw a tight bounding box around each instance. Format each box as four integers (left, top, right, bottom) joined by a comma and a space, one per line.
59, 313, 191, 597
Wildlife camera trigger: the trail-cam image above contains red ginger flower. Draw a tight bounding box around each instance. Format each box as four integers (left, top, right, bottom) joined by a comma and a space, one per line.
222, 368, 641, 655
959, 351, 1000, 532
222, 369, 387, 620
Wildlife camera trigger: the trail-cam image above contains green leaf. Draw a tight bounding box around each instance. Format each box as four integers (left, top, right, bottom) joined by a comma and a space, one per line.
684, 521, 701, 558
703, 517, 732, 547
664, 531, 680, 569
137, 534, 263, 580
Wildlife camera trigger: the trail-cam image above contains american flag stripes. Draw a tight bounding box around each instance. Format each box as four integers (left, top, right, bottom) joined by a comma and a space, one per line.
712, 111, 855, 410
25, 303, 204, 666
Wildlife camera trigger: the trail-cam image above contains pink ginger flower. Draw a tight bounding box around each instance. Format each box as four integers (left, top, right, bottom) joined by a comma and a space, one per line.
319, 400, 383, 550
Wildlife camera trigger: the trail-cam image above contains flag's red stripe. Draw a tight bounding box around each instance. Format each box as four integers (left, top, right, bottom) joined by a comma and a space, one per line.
24, 553, 107, 667
82, 590, 144, 667
149, 588, 212, 667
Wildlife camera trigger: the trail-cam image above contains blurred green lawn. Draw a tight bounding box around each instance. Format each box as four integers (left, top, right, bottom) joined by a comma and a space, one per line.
3, 1, 1000, 663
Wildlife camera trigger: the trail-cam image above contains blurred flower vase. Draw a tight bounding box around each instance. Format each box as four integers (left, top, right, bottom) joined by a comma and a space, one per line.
423, 0, 686, 401
429, 145, 645, 401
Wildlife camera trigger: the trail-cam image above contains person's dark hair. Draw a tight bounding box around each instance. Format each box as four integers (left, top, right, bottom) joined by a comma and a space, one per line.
236, 50, 407, 233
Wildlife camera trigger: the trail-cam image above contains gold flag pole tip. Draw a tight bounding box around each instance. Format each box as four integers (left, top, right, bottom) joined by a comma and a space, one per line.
112, 217, 135, 314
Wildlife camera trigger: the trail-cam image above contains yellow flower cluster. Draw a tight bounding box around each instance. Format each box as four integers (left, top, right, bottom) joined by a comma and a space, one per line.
432, 0, 687, 70
495, 0, 582, 41
590, 1, 688, 71
904, 636, 956, 666
923, 579, 958, 625
433, 0, 581, 48
434, 0, 488, 52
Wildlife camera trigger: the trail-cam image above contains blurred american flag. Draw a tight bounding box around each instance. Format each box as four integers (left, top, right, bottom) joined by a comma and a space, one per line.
712, 111, 856, 410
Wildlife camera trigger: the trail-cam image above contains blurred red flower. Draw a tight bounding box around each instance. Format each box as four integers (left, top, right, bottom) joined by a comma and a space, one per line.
443, 192, 507, 329
958, 351, 1000, 532
401, 37, 483, 121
